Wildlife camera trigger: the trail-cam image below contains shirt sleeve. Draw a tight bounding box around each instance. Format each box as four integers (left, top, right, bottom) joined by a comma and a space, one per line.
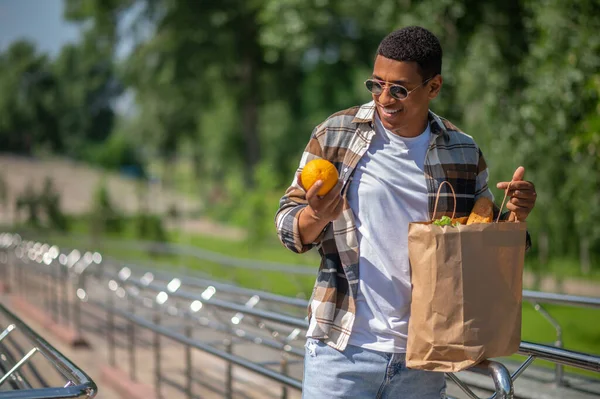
274, 127, 327, 254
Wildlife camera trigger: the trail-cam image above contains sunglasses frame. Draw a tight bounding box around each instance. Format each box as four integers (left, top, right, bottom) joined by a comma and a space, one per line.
364, 76, 435, 100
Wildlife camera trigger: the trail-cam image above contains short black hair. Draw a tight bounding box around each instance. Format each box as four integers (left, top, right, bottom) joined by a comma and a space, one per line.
377, 26, 442, 79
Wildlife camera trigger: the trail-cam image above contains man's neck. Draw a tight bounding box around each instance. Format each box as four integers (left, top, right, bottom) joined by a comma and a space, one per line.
379, 112, 429, 138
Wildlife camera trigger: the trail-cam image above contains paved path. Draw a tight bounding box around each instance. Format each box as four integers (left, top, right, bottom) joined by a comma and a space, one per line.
0, 154, 246, 240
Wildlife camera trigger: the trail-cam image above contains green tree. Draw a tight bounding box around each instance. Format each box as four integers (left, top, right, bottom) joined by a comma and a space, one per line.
0, 41, 61, 153
52, 32, 123, 158
51, 0, 600, 275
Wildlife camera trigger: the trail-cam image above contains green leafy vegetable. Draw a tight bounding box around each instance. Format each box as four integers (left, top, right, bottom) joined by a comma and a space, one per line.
432, 216, 460, 227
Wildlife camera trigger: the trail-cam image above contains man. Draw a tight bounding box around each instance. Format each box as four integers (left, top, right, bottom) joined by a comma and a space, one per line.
275, 26, 536, 398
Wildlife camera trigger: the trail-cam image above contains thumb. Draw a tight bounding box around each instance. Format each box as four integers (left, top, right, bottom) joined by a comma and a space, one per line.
512, 166, 525, 181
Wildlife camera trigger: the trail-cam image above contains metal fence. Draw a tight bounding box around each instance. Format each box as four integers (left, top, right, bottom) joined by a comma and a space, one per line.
1, 233, 599, 399
0, 302, 97, 398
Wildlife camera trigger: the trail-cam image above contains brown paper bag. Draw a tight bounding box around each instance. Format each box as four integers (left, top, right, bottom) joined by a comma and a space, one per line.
406, 181, 527, 372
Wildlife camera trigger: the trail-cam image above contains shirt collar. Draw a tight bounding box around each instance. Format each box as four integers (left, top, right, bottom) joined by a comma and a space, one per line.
352, 100, 448, 138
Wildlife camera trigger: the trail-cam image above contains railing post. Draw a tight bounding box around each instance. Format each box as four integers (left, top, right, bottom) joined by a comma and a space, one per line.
17, 255, 23, 296
552, 320, 565, 387
225, 338, 233, 399
153, 300, 162, 399
19, 253, 27, 295
74, 274, 84, 339
0, 248, 6, 293
448, 360, 514, 399
487, 361, 513, 399
532, 302, 566, 387
107, 281, 116, 367
128, 287, 137, 382
44, 259, 52, 315
280, 353, 289, 399
53, 260, 60, 323
185, 310, 193, 399
61, 261, 70, 325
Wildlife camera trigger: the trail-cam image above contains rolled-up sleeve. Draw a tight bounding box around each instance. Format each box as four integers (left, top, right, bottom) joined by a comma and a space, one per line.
275, 128, 325, 253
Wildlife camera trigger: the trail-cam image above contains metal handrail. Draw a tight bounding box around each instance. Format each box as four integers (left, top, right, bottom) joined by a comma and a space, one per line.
111, 272, 309, 329
103, 257, 311, 308
523, 290, 600, 309
6, 232, 315, 275
518, 342, 600, 372
0, 304, 97, 398
3, 233, 600, 399
5, 233, 598, 311
88, 297, 304, 390
90, 260, 600, 399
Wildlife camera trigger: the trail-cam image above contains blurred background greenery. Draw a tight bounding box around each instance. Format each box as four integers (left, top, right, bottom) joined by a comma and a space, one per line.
0, 0, 599, 291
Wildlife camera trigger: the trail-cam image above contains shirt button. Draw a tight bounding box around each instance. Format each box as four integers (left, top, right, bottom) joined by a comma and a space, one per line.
344, 168, 349, 172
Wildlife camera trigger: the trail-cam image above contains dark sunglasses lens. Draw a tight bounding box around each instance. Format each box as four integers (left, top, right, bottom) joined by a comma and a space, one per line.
389, 85, 408, 99
365, 80, 383, 94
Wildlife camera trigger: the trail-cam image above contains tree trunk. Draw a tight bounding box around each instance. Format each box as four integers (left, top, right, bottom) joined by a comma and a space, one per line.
538, 230, 549, 265
535, 230, 549, 290
238, 13, 261, 189
241, 81, 259, 188
580, 236, 591, 275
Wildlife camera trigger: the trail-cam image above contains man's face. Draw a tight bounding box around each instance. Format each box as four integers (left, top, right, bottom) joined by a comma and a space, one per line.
370, 55, 441, 135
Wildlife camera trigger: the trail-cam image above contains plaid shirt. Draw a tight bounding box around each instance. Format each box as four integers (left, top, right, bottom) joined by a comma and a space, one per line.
275, 101, 511, 351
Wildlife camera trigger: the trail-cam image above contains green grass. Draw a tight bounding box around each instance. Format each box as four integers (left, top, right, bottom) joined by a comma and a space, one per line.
524, 253, 600, 285
522, 304, 600, 355
504, 303, 600, 380
13, 222, 320, 298
95, 245, 317, 297
169, 230, 322, 266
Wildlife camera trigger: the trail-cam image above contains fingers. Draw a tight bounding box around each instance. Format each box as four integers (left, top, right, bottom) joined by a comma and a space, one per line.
311, 181, 342, 209
306, 179, 343, 218
510, 189, 537, 201
306, 180, 342, 213
296, 172, 305, 190
512, 166, 525, 181
509, 196, 536, 207
496, 180, 535, 191
321, 180, 343, 200
496, 166, 527, 190
508, 186, 537, 202
305, 180, 324, 200
506, 202, 531, 221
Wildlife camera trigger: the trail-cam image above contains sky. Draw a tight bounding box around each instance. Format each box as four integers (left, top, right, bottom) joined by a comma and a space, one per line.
0, 0, 138, 114
0, 0, 81, 56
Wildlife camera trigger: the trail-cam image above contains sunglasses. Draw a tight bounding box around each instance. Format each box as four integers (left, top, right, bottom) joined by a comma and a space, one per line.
364, 76, 435, 100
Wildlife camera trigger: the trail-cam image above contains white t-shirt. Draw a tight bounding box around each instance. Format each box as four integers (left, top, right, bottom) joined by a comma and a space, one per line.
346, 114, 431, 353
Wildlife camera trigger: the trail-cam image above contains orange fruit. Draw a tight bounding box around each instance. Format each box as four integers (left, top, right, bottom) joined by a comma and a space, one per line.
301, 159, 339, 196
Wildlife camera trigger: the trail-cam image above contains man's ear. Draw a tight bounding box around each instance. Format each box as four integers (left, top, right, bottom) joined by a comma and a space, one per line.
428, 75, 443, 99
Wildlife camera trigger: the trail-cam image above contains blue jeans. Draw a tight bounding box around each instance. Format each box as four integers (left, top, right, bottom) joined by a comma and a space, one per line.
302, 338, 446, 399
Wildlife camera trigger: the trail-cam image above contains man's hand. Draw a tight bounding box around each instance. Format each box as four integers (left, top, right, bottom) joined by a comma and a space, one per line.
297, 173, 343, 245
298, 172, 344, 223
496, 166, 537, 222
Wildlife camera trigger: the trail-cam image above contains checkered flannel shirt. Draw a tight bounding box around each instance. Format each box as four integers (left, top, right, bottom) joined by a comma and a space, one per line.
275, 101, 528, 351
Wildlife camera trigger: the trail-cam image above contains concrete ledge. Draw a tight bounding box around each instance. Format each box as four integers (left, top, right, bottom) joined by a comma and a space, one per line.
100, 365, 157, 399
9, 295, 90, 348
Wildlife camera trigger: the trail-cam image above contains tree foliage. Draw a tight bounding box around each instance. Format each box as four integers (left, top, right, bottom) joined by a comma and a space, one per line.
1, 0, 598, 271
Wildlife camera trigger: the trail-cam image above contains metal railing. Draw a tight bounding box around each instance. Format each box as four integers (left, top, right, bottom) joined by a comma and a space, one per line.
0, 303, 97, 398
100, 250, 600, 389
107, 244, 599, 388
1, 233, 599, 399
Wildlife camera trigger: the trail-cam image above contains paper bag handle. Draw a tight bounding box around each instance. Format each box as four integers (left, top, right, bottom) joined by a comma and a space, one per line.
496, 181, 514, 223
432, 181, 456, 221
